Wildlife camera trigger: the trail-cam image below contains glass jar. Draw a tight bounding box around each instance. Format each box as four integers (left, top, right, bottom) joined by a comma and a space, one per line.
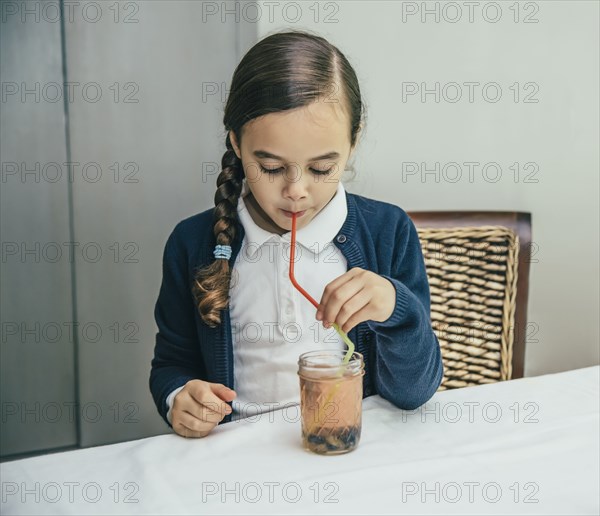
297, 350, 365, 455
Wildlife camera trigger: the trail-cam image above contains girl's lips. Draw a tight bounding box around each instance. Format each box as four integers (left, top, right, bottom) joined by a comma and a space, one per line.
281, 209, 306, 218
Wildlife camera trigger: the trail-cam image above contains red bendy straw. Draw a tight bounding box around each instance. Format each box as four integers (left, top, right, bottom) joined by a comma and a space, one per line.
288, 213, 319, 310
288, 213, 356, 364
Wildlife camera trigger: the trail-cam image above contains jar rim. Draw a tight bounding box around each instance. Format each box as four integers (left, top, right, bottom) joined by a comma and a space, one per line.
297, 349, 364, 371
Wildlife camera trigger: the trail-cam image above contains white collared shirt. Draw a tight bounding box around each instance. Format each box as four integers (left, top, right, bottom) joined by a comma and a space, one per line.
229, 178, 348, 419
166, 179, 349, 423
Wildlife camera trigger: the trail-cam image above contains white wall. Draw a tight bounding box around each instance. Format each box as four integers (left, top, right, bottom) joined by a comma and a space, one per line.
254, 1, 599, 377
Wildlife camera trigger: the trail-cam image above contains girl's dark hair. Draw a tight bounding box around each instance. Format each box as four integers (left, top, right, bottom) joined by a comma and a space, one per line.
193, 29, 365, 328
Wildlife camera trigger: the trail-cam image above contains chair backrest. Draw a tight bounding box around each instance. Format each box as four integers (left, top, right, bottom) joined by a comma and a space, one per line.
407, 211, 532, 389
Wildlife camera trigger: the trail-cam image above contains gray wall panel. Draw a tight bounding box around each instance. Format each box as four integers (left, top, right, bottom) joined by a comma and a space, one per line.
1, 3, 77, 457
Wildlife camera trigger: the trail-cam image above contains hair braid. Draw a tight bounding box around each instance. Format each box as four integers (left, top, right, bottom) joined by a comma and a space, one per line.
192, 133, 244, 327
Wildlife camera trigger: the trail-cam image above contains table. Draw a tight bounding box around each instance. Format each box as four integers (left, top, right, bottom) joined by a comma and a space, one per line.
2, 366, 598, 515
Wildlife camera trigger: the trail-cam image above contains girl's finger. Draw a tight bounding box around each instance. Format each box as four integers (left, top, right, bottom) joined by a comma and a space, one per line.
340, 304, 373, 335
186, 404, 225, 425
335, 289, 371, 333
319, 267, 362, 314
176, 390, 228, 424
187, 384, 232, 418
176, 411, 215, 438
320, 274, 365, 328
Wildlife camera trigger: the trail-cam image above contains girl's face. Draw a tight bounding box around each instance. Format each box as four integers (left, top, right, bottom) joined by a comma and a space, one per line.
230, 99, 356, 235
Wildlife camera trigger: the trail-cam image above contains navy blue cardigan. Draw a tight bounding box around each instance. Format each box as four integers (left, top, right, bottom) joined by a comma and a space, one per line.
150, 191, 444, 428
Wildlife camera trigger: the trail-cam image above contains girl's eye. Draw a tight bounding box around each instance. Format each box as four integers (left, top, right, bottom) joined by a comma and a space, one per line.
259, 165, 333, 176
259, 165, 284, 174
310, 167, 334, 176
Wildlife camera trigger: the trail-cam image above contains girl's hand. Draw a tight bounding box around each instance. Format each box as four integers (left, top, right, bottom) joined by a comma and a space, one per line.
315, 267, 396, 334
171, 380, 236, 438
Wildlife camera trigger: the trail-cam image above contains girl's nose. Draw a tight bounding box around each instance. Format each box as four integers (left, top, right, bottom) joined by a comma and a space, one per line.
283, 164, 309, 199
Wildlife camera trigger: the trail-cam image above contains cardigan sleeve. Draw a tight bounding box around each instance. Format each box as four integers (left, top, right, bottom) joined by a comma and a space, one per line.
366, 213, 444, 410
149, 226, 205, 428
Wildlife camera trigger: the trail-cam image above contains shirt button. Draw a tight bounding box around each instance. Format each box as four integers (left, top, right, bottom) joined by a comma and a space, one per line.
286, 306, 293, 315
336, 234, 347, 243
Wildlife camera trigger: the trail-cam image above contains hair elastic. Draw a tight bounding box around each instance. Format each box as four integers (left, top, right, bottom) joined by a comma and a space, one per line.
213, 244, 232, 260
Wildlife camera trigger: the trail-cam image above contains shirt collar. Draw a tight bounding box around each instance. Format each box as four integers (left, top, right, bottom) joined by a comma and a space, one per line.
236, 179, 348, 259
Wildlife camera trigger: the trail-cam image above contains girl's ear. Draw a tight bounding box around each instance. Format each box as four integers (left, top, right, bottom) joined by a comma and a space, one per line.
229, 130, 242, 160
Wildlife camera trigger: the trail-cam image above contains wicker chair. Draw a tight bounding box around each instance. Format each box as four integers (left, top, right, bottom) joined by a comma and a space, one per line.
407, 211, 532, 389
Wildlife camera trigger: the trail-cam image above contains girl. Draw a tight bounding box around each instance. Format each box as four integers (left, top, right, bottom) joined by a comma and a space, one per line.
150, 29, 443, 438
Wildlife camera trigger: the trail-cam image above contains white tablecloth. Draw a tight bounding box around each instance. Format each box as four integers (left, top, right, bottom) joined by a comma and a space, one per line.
2, 366, 598, 515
